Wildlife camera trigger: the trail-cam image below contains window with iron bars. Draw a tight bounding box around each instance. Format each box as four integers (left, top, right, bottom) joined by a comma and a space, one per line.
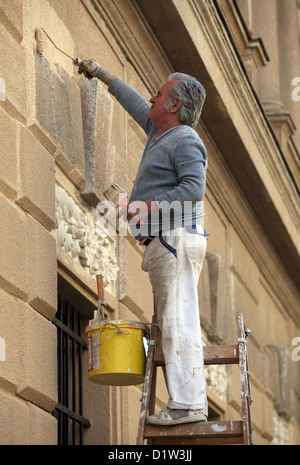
52, 297, 91, 445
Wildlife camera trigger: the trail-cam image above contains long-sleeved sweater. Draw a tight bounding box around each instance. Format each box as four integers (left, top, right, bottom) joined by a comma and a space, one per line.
108, 78, 207, 240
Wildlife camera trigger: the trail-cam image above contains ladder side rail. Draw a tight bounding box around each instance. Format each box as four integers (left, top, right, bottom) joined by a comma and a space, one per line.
136, 315, 157, 445
244, 328, 255, 445
237, 312, 251, 445
149, 362, 157, 416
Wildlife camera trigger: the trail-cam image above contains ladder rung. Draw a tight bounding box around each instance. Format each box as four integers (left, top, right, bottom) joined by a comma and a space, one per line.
144, 420, 244, 445
153, 345, 239, 366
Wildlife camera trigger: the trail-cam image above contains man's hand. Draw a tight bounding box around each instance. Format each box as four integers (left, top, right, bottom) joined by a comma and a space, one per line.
78, 59, 111, 83
127, 201, 148, 223
78, 59, 100, 79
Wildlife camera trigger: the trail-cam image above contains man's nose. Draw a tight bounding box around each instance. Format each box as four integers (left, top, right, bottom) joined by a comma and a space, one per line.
149, 96, 155, 104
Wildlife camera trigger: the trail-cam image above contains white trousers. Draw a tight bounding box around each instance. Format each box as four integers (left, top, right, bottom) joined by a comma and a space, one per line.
141, 226, 208, 415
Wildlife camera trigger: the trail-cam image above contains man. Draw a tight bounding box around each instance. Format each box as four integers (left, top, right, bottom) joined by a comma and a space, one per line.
78, 60, 208, 425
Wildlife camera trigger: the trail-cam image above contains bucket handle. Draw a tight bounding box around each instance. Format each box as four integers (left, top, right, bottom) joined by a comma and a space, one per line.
97, 323, 134, 347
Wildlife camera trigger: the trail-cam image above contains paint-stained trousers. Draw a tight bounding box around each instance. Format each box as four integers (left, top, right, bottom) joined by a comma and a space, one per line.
141, 225, 208, 416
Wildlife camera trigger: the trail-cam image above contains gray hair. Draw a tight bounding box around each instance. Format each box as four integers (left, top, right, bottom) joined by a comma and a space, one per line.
164, 72, 206, 128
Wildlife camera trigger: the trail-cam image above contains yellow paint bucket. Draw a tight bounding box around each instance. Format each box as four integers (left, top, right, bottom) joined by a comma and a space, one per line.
85, 320, 149, 386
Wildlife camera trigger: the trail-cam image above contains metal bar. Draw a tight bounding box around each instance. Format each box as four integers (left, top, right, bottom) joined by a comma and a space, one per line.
71, 307, 76, 445
64, 301, 69, 445
52, 316, 87, 347
55, 403, 91, 427
78, 311, 83, 445
53, 297, 90, 445
57, 299, 62, 405
57, 410, 62, 446
136, 315, 157, 445
57, 299, 63, 445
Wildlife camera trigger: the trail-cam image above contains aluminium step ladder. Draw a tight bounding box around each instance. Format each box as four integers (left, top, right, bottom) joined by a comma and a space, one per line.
137, 312, 254, 445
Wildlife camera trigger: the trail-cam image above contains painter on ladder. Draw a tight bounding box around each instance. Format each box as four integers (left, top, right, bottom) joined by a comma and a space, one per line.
78, 59, 209, 426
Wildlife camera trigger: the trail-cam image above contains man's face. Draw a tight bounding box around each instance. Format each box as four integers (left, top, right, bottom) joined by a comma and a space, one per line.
147, 80, 180, 125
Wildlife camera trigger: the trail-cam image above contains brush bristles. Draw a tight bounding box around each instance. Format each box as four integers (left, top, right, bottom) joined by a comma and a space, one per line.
103, 183, 125, 205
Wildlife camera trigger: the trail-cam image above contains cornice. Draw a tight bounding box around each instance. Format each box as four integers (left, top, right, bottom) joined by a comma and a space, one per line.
81, 0, 172, 93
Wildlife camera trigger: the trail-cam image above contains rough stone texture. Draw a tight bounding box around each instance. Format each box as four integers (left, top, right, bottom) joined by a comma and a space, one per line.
17, 123, 56, 231
118, 236, 153, 322
0, 291, 57, 444
79, 78, 115, 205
0, 290, 27, 394
53, 66, 85, 188
0, 0, 23, 42
0, 193, 29, 301
35, 55, 85, 188
0, 24, 27, 122
0, 391, 57, 445
0, 390, 30, 445
16, 303, 57, 412
0, 106, 18, 201
0, 191, 57, 320
28, 402, 57, 445
27, 215, 57, 321
0, 0, 299, 447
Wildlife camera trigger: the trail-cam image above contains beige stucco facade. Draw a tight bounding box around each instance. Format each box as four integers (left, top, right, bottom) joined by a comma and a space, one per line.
0, 0, 299, 445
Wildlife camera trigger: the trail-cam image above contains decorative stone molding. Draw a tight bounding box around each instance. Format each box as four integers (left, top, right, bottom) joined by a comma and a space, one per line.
82, 0, 171, 94
206, 363, 229, 403
217, 0, 269, 83
51, 185, 119, 286
79, 78, 115, 207
271, 411, 290, 445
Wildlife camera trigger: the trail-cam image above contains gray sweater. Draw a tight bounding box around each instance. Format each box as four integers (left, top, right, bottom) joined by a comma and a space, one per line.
108, 78, 207, 240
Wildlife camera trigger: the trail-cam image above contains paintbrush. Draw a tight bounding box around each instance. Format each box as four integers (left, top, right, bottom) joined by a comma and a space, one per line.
96, 274, 105, 321
103, 183, 128, 208
35, 27, 80, 63
103, 184, 144, 224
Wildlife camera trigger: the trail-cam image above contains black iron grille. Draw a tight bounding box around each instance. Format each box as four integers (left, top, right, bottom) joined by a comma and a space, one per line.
52, 297, 91, 445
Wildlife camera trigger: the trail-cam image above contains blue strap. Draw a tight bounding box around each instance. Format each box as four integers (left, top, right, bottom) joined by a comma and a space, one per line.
158, 232, 177, 259
186, 224, 210, 237
203, 227, 210, 237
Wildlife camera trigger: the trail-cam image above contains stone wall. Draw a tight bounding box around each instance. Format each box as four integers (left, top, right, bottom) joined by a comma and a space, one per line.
0, 0, 299, 445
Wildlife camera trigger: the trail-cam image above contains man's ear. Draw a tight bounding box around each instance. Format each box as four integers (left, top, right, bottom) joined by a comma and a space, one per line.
169, 99, 182, 114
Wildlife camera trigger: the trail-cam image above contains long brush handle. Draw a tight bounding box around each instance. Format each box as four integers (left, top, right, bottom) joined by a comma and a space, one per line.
35, 27, 80, 64
96, 275, 104, 302
96, 274, 105, 320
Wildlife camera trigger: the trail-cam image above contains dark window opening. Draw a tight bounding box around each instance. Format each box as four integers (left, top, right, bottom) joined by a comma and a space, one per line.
52, 283, 92, 445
